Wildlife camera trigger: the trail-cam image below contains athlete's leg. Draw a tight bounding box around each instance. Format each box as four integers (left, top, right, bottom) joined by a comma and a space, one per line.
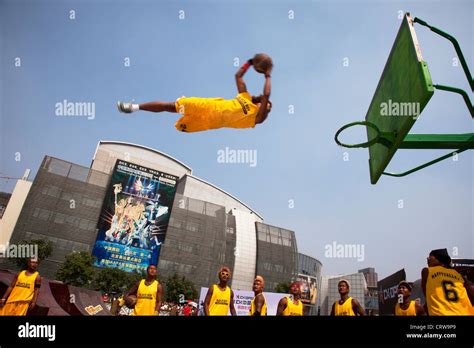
139, 101, 177, 113
117, 101, 177, 114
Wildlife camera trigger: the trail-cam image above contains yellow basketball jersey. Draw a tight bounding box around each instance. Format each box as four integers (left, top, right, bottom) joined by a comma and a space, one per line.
282, 297, 303, 316
7, 271, 38, 303
395, 301, 417, 316
426, 266, 472, 316
209, 284, 231, 316
334, 297, 355, 316
249, 293, 267, 316
132, 279, 159, 316
175, 92, 258, 133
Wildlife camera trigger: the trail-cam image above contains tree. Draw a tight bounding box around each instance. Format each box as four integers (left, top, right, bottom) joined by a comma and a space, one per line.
13, 239, 53, 270
274, 281, 290, 293
92, 267, 131, 294
164, 273, 197, 303
55, 251, 96, 287
92, 267, 167, 296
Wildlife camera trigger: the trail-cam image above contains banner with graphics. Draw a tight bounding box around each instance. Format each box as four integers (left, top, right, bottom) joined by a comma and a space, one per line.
297, 274, 317, 305
92, 160, 178, 273
198, 287, 288, 316
377, 269, 406, 315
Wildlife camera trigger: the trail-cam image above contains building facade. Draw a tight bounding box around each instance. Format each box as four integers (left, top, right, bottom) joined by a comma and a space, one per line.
1, 141, 299, 292
359, 267, 379, 315
320, 273, 368, 315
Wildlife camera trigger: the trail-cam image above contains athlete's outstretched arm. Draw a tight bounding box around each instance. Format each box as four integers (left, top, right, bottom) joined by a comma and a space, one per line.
203, 286, 214, 316
255, 75, 272, 124
235, 59, 252, 94
229, 290, 237, 316
0, 272, 19, 306
276, 297, 287, 316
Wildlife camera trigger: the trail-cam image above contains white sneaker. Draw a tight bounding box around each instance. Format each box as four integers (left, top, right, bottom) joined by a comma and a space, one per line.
117, 101, 134, 113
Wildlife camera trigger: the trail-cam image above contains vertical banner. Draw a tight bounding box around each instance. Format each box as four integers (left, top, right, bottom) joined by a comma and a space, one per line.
297, 274, 318, 305
92, 160, 178, 273
377, 269, 406, 315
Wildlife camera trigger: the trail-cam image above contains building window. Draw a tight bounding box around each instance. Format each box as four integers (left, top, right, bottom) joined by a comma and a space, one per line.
47, 158, 70, 177
68, 165, 89, 182
33, 208, 52, 221
186, 221, 199, 232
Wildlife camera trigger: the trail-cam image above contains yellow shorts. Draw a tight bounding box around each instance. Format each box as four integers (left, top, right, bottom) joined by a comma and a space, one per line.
0, 301, 30, 316
175, 96, 224, 133
174, 94, 257, 133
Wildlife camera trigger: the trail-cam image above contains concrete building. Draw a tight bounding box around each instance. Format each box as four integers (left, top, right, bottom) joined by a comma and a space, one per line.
359, 267, 379, 315
1, 141, 299, 291
320, 273, 368, 315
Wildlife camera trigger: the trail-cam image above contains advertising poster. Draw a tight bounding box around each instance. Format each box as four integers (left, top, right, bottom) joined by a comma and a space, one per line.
297, 274, 317, 305
92, 160, 178, 273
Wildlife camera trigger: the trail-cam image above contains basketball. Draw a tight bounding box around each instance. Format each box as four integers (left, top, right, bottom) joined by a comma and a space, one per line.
124, 295, 137, 309
252, 53, 273, 74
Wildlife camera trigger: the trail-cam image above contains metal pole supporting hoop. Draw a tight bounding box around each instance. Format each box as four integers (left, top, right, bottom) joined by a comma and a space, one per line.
334, 121, 381, 148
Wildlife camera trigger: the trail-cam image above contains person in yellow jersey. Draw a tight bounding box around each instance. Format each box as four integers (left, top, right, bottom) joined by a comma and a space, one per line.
276, 281, 304, 316
393, 281, 425, 316
203, 266, 236, 316
117, 57, 272, 133
422, 248, 474, 316
249, 275, 267, 316
330, 279, 365, 316
126, 264, 163, 316
0, 258, 41, 316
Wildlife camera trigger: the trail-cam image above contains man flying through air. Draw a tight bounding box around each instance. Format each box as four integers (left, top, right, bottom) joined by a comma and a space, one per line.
117, 55, 272, 133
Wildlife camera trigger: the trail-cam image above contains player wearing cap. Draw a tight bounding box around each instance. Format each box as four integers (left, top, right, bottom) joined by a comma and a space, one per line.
394, 281, 425, 316
331, 279, 365, 316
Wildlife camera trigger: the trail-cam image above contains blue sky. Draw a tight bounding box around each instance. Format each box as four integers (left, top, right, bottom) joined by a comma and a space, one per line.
1, 0, 472, 281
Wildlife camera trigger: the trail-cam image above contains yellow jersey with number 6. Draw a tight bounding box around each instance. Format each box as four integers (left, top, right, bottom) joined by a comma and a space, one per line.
426, 266, 471, 316
175, 92, 258, 133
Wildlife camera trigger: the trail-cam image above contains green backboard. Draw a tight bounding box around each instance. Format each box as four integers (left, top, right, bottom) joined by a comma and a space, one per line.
366, 13, 434, 184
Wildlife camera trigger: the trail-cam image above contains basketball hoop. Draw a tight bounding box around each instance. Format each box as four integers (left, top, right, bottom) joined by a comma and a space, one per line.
334, 121, 381, 148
